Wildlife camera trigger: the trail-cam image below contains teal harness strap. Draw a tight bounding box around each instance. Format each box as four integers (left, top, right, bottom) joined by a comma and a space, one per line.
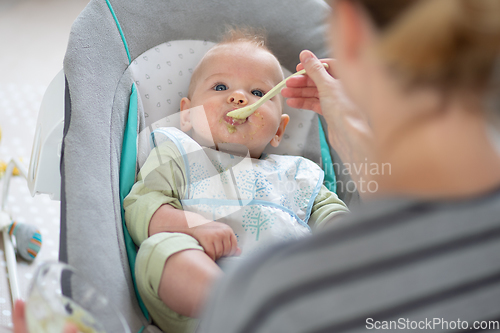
119, 84, 150, 324
318, 117, 337, 193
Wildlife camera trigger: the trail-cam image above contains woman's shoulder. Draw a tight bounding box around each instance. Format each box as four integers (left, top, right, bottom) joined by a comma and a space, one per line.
199, 191, 500, 333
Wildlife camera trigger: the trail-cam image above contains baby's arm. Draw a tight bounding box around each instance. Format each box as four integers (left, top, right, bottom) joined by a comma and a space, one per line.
124, 141, 188, 246
309, 185, 350, 230
125, 137, 241, 259
150, 204, 241, 260
125, 139, 241, 318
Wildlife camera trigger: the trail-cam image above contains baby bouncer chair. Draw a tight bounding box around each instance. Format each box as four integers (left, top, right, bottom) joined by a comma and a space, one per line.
30, 0, 360, 331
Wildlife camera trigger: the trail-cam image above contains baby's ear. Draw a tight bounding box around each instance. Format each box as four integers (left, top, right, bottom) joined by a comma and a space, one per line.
270, 114, 290, 147
180, 97, 192, 132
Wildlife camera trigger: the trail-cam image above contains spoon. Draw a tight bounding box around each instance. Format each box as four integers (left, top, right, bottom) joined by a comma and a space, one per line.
226, 63, 329, 119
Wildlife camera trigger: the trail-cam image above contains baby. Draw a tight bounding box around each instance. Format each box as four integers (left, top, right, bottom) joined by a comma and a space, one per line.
124, 29, 349, 333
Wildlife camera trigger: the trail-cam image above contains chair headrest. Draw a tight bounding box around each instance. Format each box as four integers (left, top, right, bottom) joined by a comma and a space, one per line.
130, 40, 318, 167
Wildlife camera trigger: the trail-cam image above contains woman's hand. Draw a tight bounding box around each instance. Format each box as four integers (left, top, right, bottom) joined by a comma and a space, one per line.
13, 300, 78, 333
282, 53, 340, 115
282, 50, 374, 185
13, 300, 27, 333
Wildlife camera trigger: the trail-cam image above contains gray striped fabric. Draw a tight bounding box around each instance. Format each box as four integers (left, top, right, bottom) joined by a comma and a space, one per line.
198, 190, 500, 333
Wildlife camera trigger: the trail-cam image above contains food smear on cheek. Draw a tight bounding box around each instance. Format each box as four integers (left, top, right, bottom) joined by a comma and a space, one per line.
250, 112, 264, 129
245, 112, 264, 138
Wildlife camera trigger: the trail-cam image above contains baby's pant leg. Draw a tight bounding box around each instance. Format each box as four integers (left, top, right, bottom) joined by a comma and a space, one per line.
136, 233, 203, 333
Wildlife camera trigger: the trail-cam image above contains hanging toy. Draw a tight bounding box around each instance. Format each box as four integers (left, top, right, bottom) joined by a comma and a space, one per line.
7, 221, 42, 261
0, 211, 42, 262
0, 152, 35, 302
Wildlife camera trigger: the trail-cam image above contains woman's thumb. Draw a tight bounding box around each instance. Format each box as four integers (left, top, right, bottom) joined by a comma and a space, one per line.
300, 50, 330, 86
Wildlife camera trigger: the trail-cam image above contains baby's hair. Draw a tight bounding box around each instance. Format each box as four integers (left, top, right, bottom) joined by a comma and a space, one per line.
187, 26, 282, 99
218, 26, 270, 51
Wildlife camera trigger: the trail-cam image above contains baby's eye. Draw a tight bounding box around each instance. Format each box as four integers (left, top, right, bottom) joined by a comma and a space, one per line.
214, 84, 227, 91
252, 90, 264, 98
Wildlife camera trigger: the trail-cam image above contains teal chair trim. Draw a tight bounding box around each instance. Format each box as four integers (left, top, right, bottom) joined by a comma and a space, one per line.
119, 83, 150, 325
318, 117, 337, 193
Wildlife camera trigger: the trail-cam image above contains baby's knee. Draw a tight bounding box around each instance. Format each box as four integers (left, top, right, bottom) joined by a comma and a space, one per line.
161, 249, 223, 317
135, 233, 203, 331
136, 232, 204, 290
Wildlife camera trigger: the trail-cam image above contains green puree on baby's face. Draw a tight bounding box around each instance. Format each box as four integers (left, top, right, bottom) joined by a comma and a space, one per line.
226, 124, 237, 133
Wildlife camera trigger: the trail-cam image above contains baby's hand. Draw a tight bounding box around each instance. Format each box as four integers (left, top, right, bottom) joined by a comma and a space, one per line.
190, 221, 241, 261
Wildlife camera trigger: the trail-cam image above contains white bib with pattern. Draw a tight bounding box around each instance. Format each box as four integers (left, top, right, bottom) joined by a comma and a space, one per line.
152, 127, 324, 255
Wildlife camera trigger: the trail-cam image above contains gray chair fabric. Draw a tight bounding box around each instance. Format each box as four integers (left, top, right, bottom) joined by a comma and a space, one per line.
60, 0, 357, 331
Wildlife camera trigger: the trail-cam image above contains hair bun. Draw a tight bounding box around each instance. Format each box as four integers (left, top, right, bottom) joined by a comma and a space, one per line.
375, 0, 500, 89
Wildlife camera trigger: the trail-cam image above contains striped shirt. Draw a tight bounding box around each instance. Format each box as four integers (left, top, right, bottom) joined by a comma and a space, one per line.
198, 189, 500, 333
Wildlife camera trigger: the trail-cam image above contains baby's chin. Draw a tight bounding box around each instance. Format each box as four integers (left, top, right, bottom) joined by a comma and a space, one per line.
218, 131, 255, 146
216, 141, 250, 157
195, 129, 268, 157
216, 137, 268, 159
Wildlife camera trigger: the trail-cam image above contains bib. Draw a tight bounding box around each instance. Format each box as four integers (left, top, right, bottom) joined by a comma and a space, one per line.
152, 127, 324, 255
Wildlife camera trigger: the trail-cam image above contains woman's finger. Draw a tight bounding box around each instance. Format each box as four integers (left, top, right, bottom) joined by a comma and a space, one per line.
63, 323, 79, 333
281, 86, 319, 99
296, 57, 337, 78
285, 75, 316, 88
286, 98, 322, 114
299, 51, 334, 89
13, 300, 27, 333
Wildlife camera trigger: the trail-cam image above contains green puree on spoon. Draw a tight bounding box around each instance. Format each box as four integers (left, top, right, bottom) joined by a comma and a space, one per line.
226, 63, 329, 120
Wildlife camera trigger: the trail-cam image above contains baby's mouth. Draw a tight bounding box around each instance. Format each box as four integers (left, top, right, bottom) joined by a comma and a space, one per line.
224, 110, 248, 126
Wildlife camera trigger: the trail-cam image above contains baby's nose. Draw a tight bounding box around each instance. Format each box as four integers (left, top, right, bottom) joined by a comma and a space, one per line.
227, 91, 248, 106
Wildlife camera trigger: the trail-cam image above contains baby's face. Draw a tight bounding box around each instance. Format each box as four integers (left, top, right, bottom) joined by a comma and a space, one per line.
180, 42, 289, 158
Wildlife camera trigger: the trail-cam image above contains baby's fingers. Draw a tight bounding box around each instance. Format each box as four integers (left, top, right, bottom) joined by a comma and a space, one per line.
221, 235, 233, 257
228, 232, 241, 257
213, 239, 224, 260
204, 245, 216, 261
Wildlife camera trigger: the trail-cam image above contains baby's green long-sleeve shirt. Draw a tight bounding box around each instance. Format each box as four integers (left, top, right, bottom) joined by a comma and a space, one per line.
124, 141, 349, 247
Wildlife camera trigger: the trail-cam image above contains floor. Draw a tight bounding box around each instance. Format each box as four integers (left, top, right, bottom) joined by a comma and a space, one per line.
0, 0, 89, 331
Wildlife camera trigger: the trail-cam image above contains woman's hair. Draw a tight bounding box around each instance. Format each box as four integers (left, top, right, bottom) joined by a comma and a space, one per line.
350, 0, 500, 91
